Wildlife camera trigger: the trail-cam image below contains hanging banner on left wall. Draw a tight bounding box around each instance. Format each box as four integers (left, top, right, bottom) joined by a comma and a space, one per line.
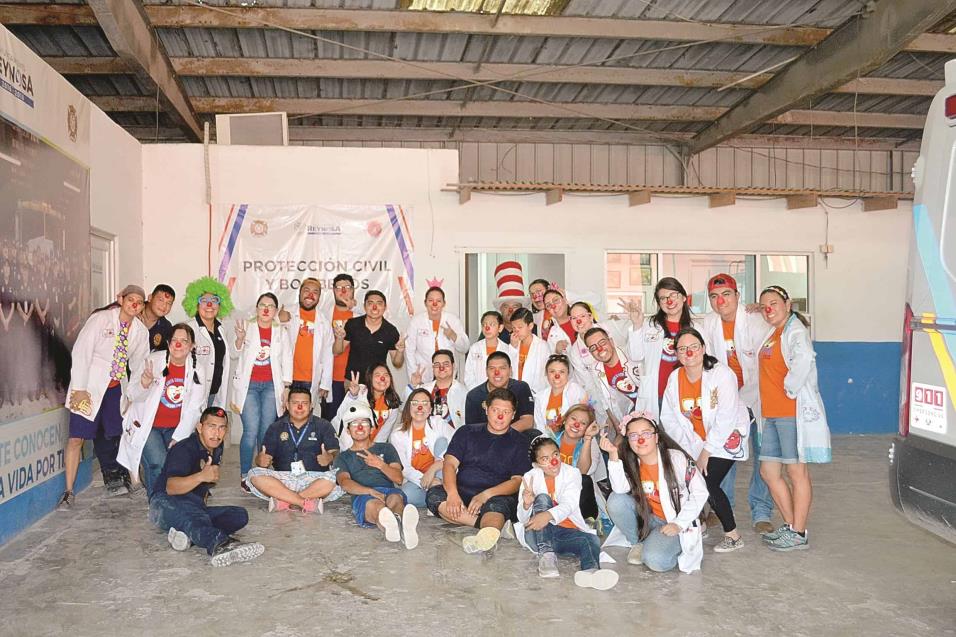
0, 26, 91, 505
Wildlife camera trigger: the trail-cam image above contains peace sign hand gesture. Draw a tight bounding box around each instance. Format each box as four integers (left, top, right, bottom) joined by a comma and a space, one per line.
346, 371, 361, 397
140, 359, 155, 389
234, 320, 247, 348
410, 365, 425, 387
521, 476, 535, 509
618, 296, 644, 326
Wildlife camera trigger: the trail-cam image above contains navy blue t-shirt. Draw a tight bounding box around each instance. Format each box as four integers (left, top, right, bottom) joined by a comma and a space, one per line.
464, 378, 534, 426
261, 415, 340, 472
155, 432, 223, 499
446, 424, 531, 501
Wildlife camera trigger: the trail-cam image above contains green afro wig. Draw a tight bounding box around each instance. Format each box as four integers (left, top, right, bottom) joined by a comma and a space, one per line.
182, 276, 235, 318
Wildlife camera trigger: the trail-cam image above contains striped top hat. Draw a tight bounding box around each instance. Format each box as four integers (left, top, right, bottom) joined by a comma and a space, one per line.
494, 261, 529, 309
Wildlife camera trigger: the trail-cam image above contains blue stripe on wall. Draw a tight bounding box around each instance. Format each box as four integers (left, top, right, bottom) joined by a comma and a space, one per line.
0, 457, 93, 546
815, 341, 901, 434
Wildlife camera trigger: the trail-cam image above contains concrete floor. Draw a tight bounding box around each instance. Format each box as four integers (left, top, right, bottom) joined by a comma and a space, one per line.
0, 435, 953, 637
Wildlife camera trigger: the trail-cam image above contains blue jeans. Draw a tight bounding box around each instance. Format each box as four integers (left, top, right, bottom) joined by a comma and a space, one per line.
524, 494, 601, 570
142, 427, 176, 498
148, 493, 248, 555
720, 415, 774, 524
606, 493, 681, 572
240, 381, 278, 477
400, 436, 448, 508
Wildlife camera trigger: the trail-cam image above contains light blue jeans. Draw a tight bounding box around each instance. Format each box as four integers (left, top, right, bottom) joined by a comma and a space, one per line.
401, 436, 448, 508
141, 427, 176, 499
606, 493, 682, 572
720, 414, 774, 524
240, 380, 277, 477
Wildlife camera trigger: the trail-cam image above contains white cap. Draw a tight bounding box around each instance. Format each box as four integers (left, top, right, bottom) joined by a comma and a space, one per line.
343, 402, 374, 426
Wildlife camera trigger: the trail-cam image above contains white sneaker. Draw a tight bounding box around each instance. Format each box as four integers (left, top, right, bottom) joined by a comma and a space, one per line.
167, 527, 190, 551
537, 552, 560, 578
401, 504, 420, 550
574, 568, 619, 590
626, 543, 643, 565
378, 507, 401, 542
462, 527, 500, 554
501, 520, 515, 540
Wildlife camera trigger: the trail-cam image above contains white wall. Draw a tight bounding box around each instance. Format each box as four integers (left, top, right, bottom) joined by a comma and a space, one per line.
142, 145, 909, 343
90, 108, 143, 286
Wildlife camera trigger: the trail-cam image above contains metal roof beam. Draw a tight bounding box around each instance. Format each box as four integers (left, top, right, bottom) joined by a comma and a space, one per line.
1, 5, 955, 54
89, 95, 927, 130
85, 0, 201, 140
687, 0, 956, 154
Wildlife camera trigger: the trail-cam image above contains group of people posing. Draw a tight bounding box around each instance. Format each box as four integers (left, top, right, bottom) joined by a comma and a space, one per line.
57, 266, 831, 585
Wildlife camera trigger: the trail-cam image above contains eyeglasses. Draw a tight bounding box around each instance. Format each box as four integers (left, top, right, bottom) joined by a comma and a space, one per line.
257, 303, 277, 310
587, 338, 610, 353
409, 400, 431, 407
334, 284, 353, 291
199, 295, 221, 306
657, 291, 682, 304
432, 362, 452, 370
544, 300, 564, 310
627, 431, 657, 443
169, 337, 192, 346
488, 406, 515, 417
676, 342, 702, 355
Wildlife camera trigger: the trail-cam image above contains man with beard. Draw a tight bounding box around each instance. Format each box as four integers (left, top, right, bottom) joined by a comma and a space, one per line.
279, 278, 334, 415
324, 273, 358, 420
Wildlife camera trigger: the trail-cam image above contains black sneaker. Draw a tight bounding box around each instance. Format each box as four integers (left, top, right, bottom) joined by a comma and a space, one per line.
105, 475, 128, 498
56, 491, 75, 511
209, 537, 265, 567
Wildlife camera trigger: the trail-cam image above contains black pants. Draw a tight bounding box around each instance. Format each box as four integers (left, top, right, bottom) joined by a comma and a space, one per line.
704, 456, 737, 533
579, 474, 599, 520
93, 425, 126, 480
322, 380, 346, 422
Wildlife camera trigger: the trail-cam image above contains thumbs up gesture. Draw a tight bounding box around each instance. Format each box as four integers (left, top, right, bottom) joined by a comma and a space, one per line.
316, 443, 334, 467
140, 359, 155, 389
278, 304, 291, 324
395, 334, 407, 353
200, 455, 220, 482
256, 445, 273, 468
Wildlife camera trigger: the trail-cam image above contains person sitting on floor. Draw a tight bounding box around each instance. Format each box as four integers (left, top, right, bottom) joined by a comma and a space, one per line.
246, 387, 345, 513
516, 436, 618, 590
333, 403, 420, 550
426, 387, 532, 556
147, 406, 265, 567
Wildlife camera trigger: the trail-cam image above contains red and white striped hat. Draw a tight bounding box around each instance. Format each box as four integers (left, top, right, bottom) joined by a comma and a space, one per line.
494, 261, 529, 309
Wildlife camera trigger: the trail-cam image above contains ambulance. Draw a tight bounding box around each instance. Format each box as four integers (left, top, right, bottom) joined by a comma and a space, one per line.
891, 58, 956, 543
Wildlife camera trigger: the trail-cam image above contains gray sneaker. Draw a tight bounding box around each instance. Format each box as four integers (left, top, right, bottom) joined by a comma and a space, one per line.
167, 527, 190, 551
210, 538, 265, 567
626, 543, 643, 565
767, 528, 809, 552
56, 491, 75, 511
714, 536, 745, 553
537, 552, 560, 578
105, 476, 128, 498
762, 524, 791, 542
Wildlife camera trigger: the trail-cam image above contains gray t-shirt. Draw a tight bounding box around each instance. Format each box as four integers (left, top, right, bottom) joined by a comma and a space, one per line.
332, 442, 402, 490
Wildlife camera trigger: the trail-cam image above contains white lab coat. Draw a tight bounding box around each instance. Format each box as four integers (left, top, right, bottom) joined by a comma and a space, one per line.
389, 416, 455, 487
404, 311, 470, 383
583, 346, 642, 426
463, 339, 513, 389
533, 381, 589, 435
660, 364, 751, 462
403, 379, 468, 430
65, 307, 149, 420
283, 309, 335, 409
509, 334, 551, 394
700, 307, 773, 409
186, 317, 231, 408
545, 318, 577, 353
555, 431, 609, 517
756, 316, 831, 463
627, 316, 703, 419
116, 350, 207, 479
516, 463, 595, 554
608, 448, 708, 574
231, 320, 293, 415
334, 387, 402, 451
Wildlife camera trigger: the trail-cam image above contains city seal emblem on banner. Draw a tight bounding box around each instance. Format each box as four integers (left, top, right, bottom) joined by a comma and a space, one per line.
250, 219, 268, 237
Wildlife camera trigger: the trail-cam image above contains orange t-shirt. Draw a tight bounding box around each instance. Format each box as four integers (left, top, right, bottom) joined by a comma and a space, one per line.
722, 320, 744, 389
371, 394, 389, 440
759, 327, 797, 418
410, 425, 435, 473
559, 435, 577, 465
292, 308, 316, 382
331, 306, 353, 382
678, 369, 706, 441
485, 341, 497, 357
639, 462, 666, 520
544, 474, 577, 529
431, 319, 440, 351
545, 391, 563, 433
518, 339, 531, 379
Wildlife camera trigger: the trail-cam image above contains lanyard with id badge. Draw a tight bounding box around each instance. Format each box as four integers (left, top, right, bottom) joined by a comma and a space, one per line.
287, 423, 310, 475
